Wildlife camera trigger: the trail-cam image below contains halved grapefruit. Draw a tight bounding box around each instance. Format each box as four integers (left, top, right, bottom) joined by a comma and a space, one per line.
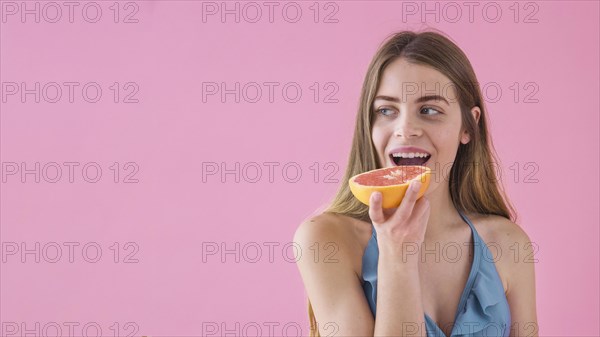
348, 165, 431, 209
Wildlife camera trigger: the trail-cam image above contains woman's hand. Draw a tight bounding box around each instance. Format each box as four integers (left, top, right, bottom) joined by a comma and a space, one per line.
368, 180, 431, 258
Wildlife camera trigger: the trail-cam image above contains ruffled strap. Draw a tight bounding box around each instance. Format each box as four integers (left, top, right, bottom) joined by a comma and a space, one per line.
361, 225, 379, 317
361, 214, 511, 337
452, 233, 512, 337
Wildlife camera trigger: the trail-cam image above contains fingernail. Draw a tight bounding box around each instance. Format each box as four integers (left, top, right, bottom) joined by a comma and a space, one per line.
372, 192, 381, 202
411, 181, 421, 191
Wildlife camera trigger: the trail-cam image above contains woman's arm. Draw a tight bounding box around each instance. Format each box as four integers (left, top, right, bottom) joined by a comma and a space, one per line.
375, 241, 426, 336
294, 215, 375, 336
295, 181, 430, 336
369, 183, 430, 337
503, 221, 540, 337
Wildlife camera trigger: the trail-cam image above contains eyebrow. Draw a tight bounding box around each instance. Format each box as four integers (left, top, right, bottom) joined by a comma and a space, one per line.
374, 95, 450, 106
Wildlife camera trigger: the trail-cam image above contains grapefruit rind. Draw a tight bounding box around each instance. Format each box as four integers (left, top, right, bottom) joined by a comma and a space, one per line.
348, 166, 431, 209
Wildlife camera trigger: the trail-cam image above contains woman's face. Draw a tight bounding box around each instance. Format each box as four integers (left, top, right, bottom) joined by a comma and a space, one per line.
371, 58, 477, 194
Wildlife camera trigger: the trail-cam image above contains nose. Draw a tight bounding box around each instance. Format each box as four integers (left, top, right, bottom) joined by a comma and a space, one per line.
393, 113, 422, 138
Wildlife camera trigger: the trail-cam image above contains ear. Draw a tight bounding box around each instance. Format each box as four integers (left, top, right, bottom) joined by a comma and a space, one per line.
460, 106, 481, 145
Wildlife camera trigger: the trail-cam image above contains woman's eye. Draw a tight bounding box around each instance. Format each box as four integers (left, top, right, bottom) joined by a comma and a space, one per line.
376, 108, 395, 116
421, 107, 441, 115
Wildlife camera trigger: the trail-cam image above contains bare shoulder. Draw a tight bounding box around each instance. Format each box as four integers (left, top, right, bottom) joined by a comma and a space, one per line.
469, 213, 539, 335
295, 212, 342, 234
293, 212, 370, 276
467, 213, 536, 293
469, 213, 533, 247
293, 213, 376, 335
293, 212, 354, 247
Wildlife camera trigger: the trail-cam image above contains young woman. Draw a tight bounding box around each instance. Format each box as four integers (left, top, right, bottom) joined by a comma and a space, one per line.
294, 30, 539, 337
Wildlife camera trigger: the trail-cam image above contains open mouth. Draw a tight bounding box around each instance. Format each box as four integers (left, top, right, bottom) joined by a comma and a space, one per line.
390, 154, 431, 166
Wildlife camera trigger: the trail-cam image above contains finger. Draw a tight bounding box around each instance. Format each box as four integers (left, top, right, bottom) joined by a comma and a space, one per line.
368, 191, 385, 225
393, 180, 422, 222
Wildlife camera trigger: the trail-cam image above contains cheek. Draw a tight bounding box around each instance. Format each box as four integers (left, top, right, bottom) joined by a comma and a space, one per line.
436, 132, 453, 147
434, 130, 460, 159
371, 127, 387, 153
370, 127, 390, 166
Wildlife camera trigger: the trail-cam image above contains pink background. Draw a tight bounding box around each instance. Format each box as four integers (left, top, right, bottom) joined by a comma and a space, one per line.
1, 1, 598, 336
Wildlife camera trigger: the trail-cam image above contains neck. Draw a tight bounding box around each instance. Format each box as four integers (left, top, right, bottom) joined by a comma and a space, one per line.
424, 182, 462, 240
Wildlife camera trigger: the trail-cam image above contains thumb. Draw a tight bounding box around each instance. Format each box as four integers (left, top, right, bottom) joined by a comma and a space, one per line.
368, 191, 385, 225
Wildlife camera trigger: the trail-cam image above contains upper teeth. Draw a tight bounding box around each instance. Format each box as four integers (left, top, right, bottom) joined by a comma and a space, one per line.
392, 152, 430, 158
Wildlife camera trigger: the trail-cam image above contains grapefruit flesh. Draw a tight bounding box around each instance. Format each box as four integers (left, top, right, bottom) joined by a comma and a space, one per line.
348, 165, 431, 209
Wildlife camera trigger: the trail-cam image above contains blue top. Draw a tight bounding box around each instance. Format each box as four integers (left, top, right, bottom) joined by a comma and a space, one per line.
361, 210, 511, 337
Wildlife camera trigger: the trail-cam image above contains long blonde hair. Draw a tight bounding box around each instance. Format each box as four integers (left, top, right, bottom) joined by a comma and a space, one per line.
306, 29, 518, 337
